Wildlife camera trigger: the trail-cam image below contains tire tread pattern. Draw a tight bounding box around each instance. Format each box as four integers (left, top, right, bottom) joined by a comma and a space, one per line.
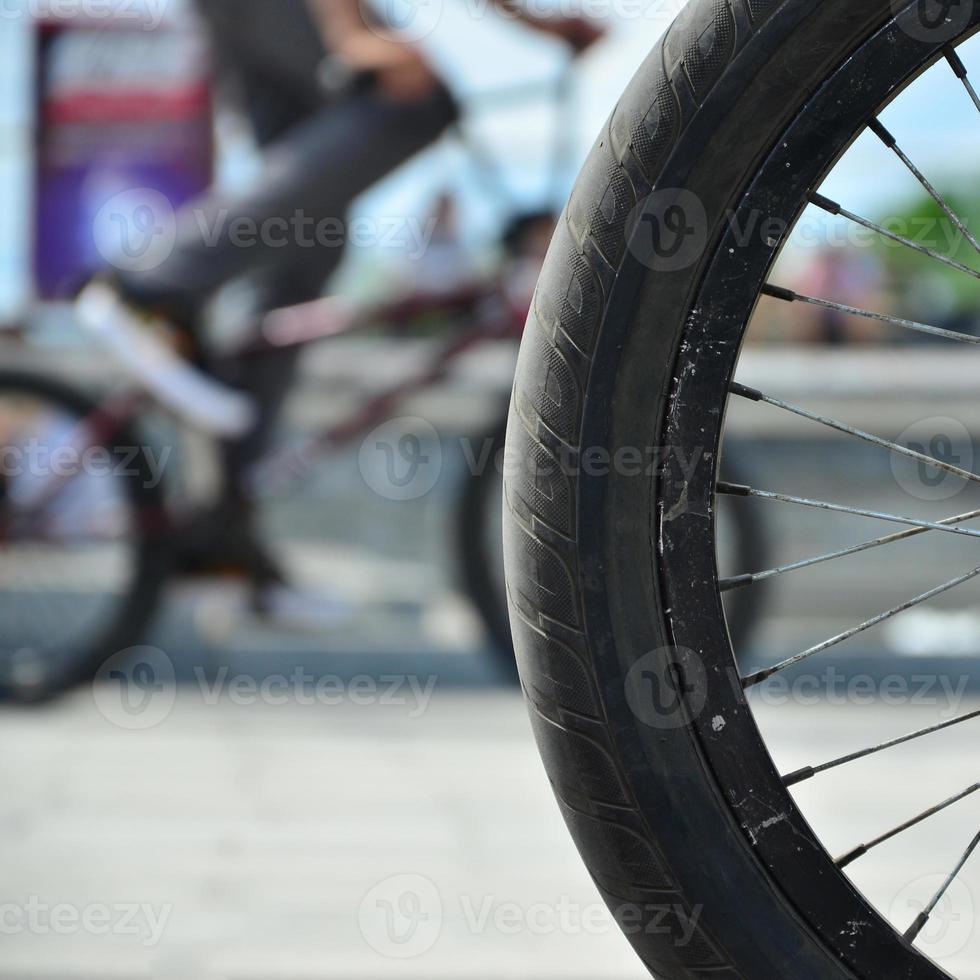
504, 2, 784, 975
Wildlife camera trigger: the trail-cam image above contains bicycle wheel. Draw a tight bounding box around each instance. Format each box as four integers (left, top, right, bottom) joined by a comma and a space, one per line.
457, 415, 517, 679
0, 370, 168, 701
715, 447, 769, 656
504, 2, 980, 976
465, 419, 768, 679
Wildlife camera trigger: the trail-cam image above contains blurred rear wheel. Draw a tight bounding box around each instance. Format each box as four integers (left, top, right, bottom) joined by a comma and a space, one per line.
457, 416, 517, 680
0, 370, 167, 701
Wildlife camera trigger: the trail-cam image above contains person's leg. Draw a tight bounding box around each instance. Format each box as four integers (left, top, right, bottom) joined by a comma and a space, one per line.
110, 4, 457, 578
195, 0, 328, 118
207, 84, 457, 522
110, 0, 325, 326
214, 253, 330, 516
113, 84, 458, 321
197, 6, 331, 508
124, 85, 458, 575
167, 250, 329, 583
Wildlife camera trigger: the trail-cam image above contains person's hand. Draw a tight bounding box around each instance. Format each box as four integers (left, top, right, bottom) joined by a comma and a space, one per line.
524, 15, 605, 53
335, 31, 439, 101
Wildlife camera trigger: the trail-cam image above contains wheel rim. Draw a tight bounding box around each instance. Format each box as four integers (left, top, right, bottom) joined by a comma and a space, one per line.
0, 382, 149, 697
657, 7, 980, 977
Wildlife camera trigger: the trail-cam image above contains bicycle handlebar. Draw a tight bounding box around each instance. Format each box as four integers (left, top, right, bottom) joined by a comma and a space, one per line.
551, 17, 606, 54
316, 40, 588, 215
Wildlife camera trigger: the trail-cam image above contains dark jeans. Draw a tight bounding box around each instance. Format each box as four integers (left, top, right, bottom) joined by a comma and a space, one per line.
116, 0, 457, 500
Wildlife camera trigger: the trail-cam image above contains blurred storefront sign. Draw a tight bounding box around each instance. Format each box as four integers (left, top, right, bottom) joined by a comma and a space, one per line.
33, 8, 212, 298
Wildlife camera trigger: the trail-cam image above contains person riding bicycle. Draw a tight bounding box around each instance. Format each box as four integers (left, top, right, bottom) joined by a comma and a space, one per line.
79, 0, 601, 599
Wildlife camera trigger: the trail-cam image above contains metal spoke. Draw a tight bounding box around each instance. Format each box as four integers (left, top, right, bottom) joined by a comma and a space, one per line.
742, 565, 980, 688
731, 381, 980, 486
783, 709, 980, 786
837, 783, 980, 869
719, 504, 980, 592
761, 283, 980, 345
905, 829, 980, 943
868, 116, 980, 257
946, 45, 980, 118
811, 192, 980, 280
716, 481, 980, 544
717, 40, 980, 955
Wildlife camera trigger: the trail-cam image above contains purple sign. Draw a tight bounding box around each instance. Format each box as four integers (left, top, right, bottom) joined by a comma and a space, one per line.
34, 21, 213, 298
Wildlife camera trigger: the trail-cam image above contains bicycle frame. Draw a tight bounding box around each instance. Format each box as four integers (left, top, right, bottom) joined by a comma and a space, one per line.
14, 21, 581, 534
5, 267, 528, 538
245, 280, 528, 497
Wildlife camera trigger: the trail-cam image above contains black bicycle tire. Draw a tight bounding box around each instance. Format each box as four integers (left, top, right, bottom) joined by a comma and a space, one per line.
469, 423, 768, 672
0, 369, 168, 701
503, 1, 969, 976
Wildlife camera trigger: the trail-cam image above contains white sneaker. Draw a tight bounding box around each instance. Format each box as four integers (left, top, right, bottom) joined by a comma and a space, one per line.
76, 282, 257, 439
251, 582, 353, 633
